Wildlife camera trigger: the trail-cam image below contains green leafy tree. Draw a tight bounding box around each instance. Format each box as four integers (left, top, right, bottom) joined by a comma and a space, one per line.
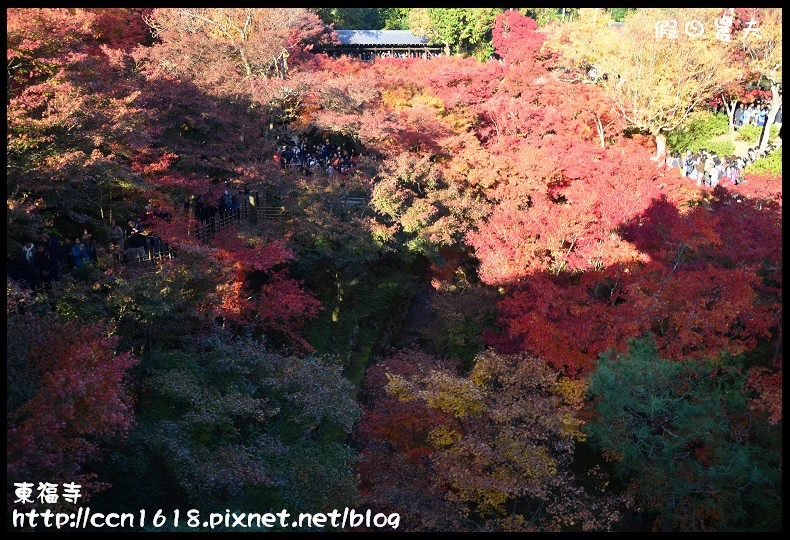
310, 8, 384, 30
607, 8, 636, 22
409, 8, 503, 59
585, 337, 782, 531
381, 8, 410, 30
95, 332, 361, 519
521, 8, 579, 25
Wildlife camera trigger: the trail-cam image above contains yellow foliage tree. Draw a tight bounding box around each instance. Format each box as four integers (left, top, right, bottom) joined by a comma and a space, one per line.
547, 8, 742, 162
385, 350, 621, 530
542, 8, 619, 80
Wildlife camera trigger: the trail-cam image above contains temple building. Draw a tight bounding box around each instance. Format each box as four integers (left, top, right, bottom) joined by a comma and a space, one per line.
315, 30, 445, 60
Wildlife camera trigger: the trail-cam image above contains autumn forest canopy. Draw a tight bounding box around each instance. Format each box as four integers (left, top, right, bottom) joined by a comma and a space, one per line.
6, 8, 782, 532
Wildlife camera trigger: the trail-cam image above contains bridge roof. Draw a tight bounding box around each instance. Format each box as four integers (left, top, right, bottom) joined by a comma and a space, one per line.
334, 30, 431, 46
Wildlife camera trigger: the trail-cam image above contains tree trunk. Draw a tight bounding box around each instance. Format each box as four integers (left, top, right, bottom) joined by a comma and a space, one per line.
238, 46, 253, 78
653, 131, 667, 164
593, 112, 605, 149
722, 94, 737, 136
281, 49, 289, 79
188, 195, 196, 236
758, 82, 781, 152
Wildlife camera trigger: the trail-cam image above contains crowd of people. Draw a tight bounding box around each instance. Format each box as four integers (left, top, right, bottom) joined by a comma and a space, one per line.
732, 102, 782, 132
665, 143, 779, 187
190, 184, 246, 237
111, 204, 174, 263
9, 205, 178, 291
275, 136, 360, 177
9, 229, 100, 290
662, 98, 782, 187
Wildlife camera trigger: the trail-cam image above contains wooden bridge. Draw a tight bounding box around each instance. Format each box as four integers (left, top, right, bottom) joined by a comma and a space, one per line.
109, 190, 370, 269
190, 191, 371, 241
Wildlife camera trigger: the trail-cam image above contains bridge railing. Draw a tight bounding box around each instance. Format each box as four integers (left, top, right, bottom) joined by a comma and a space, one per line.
118, 190, 371, 254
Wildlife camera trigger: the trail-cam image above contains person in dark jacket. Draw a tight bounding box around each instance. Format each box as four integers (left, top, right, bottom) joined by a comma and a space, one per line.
71, 237, 92, 267
126, 229, 148, 260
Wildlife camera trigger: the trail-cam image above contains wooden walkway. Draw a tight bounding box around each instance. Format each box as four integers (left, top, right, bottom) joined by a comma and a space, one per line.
110, 190, 370, 269
190, 191, 370, 241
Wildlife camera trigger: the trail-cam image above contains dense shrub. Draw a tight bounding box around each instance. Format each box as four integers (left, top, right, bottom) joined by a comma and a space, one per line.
667, 112, 729, 152
695, 140, 735, 157
745, 146, 782, 176
737, 123, 779, 144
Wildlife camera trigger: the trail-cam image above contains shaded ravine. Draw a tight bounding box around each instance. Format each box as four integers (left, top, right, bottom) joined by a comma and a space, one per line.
349, 256, 434, 385
388, 281, 439, 354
